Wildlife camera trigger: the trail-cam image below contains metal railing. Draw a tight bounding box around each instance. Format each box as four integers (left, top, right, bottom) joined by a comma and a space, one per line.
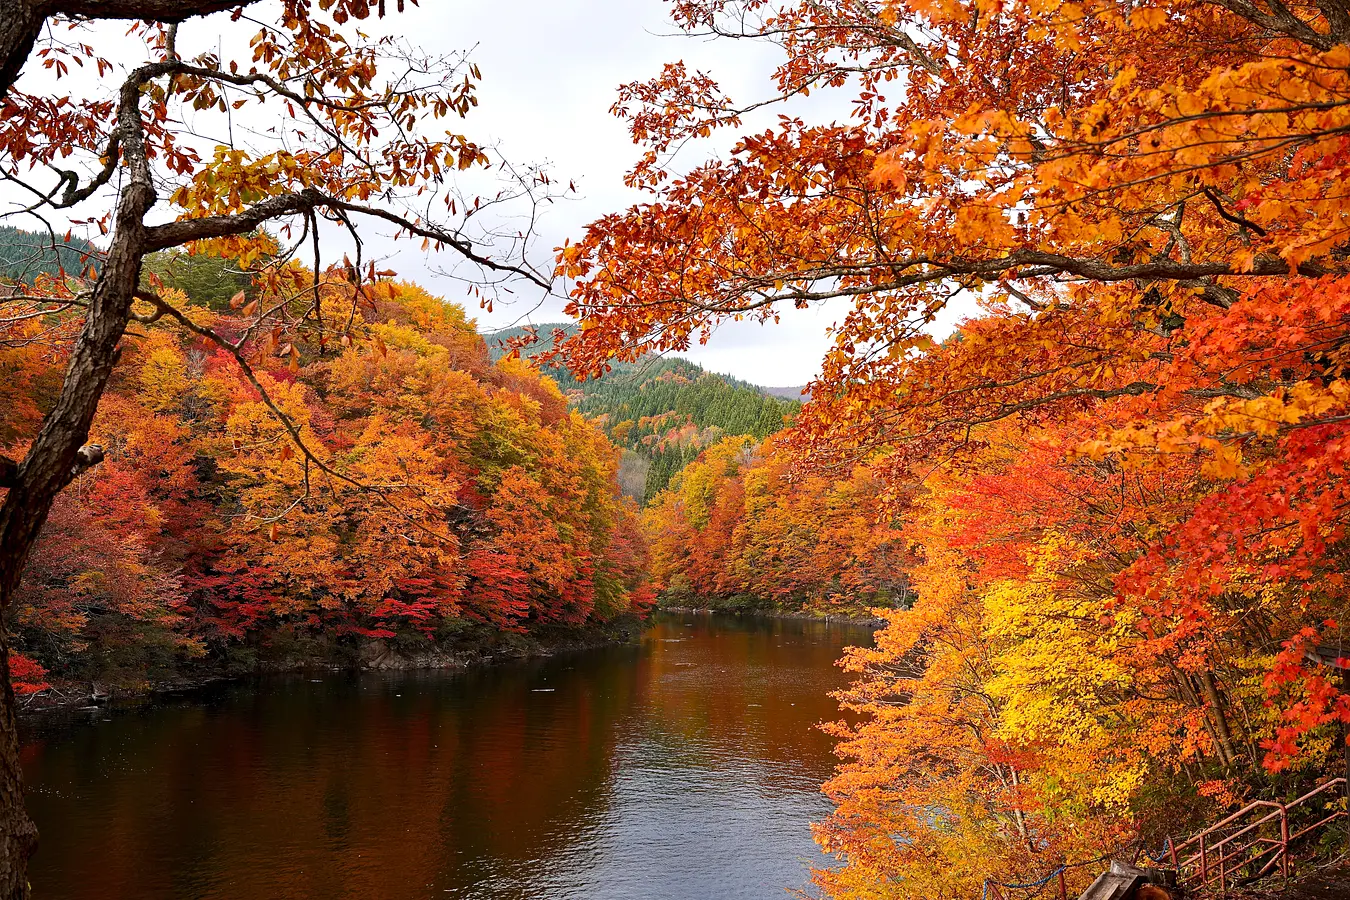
980, 777, 1347, 900
1164, 778, 1346, 893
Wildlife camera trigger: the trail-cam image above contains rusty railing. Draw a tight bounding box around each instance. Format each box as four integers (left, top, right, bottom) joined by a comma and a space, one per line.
981, 777, 1347, 900
1163, 777, 1346, 893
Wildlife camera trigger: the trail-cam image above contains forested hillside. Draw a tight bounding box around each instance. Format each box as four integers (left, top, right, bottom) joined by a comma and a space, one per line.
486, 324, 796, 501
1, 263, 651, 694
0, 227, 99, 283
642, 436, 910, 617
1, 225, 257, 308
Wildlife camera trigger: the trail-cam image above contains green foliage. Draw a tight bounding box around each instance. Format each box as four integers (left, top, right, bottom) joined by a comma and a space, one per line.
0, 226, 99, 283
141, 247, 254, 311
484, 323, 799, 501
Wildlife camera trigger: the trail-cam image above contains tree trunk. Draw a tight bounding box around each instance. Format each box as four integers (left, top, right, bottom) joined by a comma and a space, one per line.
0, 231, 149, 900
1167, 663, 1236, 769
0, 0, 43, 99
1201, 670, 1239, 768
0, 67, 156, 892
0, 7, 111, 894
1, 0, 265, 100
0, 217, 150, 900
0, 627, 34, 900
1007, 765, 1035, 856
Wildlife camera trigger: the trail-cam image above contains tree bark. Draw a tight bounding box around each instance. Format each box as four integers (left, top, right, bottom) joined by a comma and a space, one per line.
0, 0, 45, 100
0, 631, 33, 900
0, 0, 261, 99
0, 9, 449, 893
1201, 670, 1240, 769
0, 63, 158, 898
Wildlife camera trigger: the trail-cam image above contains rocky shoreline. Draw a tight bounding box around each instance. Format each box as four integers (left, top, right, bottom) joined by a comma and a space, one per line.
19, 608, 883, 715
18, 617, 643, 715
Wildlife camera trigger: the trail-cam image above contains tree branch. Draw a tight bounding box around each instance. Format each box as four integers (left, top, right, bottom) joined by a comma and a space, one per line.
143, 188, 553, 290
44, 0, 254, 22
1201, 0, 1334, 49
1200, 186, 1268, 238
53, 129, 120, 209
61, 443, 103, 488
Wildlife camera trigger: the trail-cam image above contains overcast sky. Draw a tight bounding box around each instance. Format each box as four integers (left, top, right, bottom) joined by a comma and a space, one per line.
340, 0, 845, 386
7, 2, 875, 386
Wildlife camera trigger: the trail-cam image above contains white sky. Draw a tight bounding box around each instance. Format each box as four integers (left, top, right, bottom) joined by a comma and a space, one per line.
382, 0, 842, 386
4, 1, 904, 386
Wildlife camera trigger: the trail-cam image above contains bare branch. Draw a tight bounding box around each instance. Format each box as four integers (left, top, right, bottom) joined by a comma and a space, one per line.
142, 188, 553, 290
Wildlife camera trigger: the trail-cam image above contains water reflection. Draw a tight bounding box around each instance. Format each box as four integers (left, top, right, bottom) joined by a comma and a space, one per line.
22, 612, 873, 899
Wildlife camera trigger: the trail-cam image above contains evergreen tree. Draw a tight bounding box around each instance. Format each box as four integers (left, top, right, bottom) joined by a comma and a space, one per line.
484, 324, 799, 500
0, 227, 99, 283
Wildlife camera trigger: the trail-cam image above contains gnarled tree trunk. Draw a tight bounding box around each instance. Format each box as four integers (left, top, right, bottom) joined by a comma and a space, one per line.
0, 6, 478, 894
0, 630, 34, 900
0, 0, 44, 100
0, 53, 158, 898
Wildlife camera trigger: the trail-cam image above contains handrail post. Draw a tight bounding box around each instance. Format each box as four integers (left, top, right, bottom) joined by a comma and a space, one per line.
1200, 831, 1209, 884
1218, 835, 1227, 893
1280, 804, 1290, 880
1341, 669, 1349, 849
1057, 867, 1067, 900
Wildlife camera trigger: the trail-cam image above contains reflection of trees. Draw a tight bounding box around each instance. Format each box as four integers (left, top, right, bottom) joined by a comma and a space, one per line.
21, 613, 872, 898
22, 654, 643, 899
631, 614, 869, 782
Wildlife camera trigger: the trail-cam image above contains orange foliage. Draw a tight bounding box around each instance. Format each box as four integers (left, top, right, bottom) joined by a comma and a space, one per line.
1, 279, 651, 683
569, 0, 1350, 894
643, 436, 909, 615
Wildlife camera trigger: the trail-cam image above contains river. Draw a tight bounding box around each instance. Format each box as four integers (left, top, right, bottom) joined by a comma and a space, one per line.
20, 611, 874, 899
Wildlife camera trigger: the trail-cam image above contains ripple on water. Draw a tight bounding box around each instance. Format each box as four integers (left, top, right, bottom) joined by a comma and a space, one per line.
22, 611, 873, 900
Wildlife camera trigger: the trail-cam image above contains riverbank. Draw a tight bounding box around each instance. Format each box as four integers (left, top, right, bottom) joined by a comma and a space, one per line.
661, 604, 885, 628
18, 615, 645, 714
1228, 855, 1350, 899
24, 610, 857, 900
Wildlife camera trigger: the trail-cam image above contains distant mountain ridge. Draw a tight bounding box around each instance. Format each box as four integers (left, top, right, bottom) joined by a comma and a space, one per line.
0, 226, 100, 283
483, 322, 793, 399
761, 385, 810, 401
484, 323, 800, 502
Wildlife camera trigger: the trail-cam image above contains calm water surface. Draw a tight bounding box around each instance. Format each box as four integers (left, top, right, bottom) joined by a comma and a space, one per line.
21, 612, 873, 899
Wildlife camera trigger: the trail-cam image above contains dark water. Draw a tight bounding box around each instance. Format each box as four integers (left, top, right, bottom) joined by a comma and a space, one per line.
21, 612, 873, 899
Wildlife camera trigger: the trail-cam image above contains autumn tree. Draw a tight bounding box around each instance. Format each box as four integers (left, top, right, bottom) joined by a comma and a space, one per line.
0, 2, 556, 894
3, 274, 650, 662
560, 0, 1350, 480
564, 0, 1350, 893
641, 435, 907, 614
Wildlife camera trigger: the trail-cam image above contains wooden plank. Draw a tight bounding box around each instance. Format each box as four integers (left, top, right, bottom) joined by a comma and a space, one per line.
1073, 871, 1144, 900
